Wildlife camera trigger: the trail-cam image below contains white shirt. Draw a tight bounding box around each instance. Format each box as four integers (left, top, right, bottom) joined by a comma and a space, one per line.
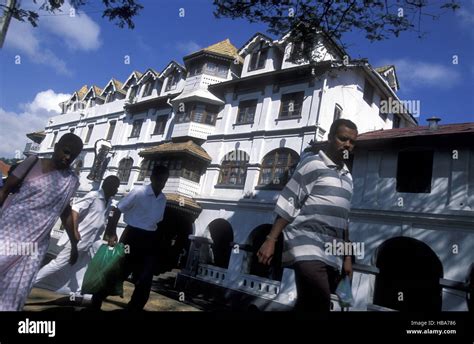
57, 189, 115, 250
118, 184, 166, 231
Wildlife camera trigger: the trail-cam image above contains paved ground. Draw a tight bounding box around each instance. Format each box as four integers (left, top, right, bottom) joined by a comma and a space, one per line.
24, 281, 201, 312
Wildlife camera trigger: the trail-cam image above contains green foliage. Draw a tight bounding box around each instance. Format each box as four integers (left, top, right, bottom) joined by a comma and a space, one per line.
1, 0, 143, 29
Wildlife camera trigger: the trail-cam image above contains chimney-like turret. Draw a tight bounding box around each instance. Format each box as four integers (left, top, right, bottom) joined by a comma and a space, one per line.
426, 117, 441, 130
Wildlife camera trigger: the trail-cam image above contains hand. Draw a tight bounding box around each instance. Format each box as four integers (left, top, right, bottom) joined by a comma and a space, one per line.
257, 239, 276, 265
104, 233, 118, 247
74, 230, 81, 242
343, 256, 353, 279
69, 244, 78, 265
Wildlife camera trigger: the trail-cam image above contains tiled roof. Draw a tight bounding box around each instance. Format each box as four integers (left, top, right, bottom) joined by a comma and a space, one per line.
76, 85, 88, 100
356, 122, 474, 141
0, 160, 10, 177
93, 85, 103, 96
191, 39, 244, 63
139, 140, 212, 162
133, 70, 143, 79
111, 78, 123, 90
26, 131, 46, 144
375, 65, 394, 74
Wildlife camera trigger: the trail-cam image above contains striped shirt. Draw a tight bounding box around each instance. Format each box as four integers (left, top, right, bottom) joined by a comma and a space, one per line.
275, 150, 353, 270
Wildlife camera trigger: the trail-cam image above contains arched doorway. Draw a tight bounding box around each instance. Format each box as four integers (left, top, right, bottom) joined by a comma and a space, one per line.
154, 206, 194, 274
374, 237, 443, 311
247, 224, 283, 281
208, 219, 234, 269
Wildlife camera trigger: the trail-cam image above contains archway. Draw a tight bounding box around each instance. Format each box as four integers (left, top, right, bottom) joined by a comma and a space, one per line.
247, 224, 283, 281
374, 237, 443, 311
208, 219, 234, 269
154, 206, 194, 274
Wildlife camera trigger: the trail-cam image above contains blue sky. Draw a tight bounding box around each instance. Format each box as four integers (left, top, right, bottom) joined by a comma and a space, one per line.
0, 0, 473, 158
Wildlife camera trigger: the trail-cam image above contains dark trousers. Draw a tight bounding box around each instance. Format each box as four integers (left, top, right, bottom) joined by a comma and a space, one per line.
293, 260, 340, 312
92, 225, 158, 310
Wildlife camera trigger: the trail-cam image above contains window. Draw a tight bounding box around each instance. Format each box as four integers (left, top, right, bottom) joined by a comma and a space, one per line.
106, 121, 116, 141
393, 114, 401, 128
258, 149, 299, 188
204, 61, 228, 78
165, 71, 180, 91
128, 85, 138, 100
151, 158, 201, 183
363, 79, 375, 105
176, 103, 218, 125
379, 99, 388, 121
333, 104, 343, 122
142, 80, 154, 97
130, 119, 143, 138
289, 40, 305, 61
117, 158, 133, 183
49, 131, 58, 148
89, 98, 96, 108
248, 43, 269, 71
396, 150, 433, 193
137, 159, 158, 181
84, 125, 93, 144
279, 92, 304, 118
236, 100, 257, 124
217, 150, 249, 186
153, 115, 168, 135
188, 62, 203, 77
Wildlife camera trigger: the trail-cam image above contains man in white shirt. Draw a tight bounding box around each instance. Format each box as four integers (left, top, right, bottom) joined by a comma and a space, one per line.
91, 165, 169, 311
34, 176, 120, 295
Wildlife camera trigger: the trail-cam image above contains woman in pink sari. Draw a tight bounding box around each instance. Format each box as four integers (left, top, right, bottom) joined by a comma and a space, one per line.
0, 133, 83, 311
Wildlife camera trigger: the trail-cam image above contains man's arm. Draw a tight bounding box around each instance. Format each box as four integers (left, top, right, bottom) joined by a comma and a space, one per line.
60, 205, 80, 265
257, 215, 289, 265
103, 207, 121, 246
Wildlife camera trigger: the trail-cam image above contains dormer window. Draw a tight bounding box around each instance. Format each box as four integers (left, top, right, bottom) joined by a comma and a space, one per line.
128, 85, 138, 100
165, 71, 180, 91
248, 42, 268, 71
105, 92, 114, 103
142, 80, 154, 97
204, 61, 228, 78
188, 62, 203, 77
289, 41, 305, 61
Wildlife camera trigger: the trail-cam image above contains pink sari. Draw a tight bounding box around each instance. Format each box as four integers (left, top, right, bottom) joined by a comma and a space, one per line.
0, 165, 79, 311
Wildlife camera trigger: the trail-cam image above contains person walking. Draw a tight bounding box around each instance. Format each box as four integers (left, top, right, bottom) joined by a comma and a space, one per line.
0, 133, 83, 311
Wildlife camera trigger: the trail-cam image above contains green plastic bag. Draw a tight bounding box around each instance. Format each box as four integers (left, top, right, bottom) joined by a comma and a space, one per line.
82, 243, 126, 297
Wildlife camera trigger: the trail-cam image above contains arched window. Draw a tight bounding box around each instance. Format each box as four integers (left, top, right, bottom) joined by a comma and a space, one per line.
217, 150, 249, 186
258, 148, 299, 188
117, 158, 133, 183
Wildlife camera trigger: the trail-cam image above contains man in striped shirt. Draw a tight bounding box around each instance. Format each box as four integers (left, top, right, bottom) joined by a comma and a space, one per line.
258, 119, 358, 311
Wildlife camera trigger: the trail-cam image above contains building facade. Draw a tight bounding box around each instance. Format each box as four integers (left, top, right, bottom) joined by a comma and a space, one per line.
26, 30, 429, 309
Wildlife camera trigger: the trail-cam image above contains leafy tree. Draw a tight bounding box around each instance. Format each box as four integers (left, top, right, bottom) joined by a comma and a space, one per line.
213, 0, 460, 61
1, 0, 143, 29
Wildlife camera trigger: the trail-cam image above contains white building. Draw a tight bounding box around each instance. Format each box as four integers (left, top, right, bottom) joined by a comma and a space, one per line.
26, 30, 441, 309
